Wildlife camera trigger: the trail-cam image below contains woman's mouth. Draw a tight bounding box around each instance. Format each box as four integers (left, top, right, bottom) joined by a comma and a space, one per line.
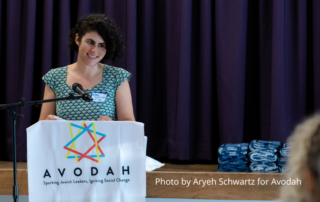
87, 53, 98, 59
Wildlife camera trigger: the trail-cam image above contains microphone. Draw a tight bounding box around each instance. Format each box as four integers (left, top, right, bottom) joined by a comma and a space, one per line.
72, 83, 93, 102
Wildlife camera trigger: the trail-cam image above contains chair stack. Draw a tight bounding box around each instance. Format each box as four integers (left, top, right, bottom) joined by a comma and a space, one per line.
217, 143, 249, 172
248, 140, 281, 173
278, 143, 290, 172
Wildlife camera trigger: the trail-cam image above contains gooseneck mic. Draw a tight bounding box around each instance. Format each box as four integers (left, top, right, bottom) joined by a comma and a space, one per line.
72, 83, 93, 102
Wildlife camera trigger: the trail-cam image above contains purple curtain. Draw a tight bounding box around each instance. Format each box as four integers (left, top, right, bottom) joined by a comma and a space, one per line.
0, 0, 319, 162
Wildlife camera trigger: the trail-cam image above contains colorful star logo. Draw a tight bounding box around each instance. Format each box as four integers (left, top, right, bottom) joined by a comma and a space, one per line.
63, 122, 106, 163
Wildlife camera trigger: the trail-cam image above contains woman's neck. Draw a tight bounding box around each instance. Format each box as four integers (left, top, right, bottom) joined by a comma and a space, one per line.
71, 62, 103, 78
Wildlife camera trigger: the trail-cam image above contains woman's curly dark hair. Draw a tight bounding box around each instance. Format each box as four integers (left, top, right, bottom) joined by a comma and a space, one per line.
69, 14, 124, 63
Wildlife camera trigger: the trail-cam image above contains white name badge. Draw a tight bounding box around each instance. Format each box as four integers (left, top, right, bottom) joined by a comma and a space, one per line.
91, 92, 108, 103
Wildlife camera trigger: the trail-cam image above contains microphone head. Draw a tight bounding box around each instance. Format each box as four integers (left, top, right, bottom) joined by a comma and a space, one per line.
72, 83, 92, 102
72, 83, 83, 91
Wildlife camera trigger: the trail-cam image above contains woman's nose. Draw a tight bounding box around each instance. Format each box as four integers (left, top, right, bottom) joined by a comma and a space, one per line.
91, 45, 98, 52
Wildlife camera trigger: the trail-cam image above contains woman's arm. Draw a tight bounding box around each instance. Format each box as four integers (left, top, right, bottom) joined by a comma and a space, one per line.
38, 84, 57, 121
115, 80, 135, 121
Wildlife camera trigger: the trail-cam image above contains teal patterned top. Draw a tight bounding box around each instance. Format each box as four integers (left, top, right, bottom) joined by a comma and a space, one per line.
42, 65, 132, 121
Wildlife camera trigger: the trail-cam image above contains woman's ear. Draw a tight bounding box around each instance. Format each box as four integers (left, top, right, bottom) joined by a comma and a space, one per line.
75, 33, 80, 46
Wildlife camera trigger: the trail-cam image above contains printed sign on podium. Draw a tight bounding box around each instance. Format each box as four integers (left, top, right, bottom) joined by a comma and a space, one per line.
27, 121, 146, 202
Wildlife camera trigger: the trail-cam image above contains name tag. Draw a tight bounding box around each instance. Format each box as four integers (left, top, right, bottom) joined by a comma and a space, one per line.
91, 92, 107, 103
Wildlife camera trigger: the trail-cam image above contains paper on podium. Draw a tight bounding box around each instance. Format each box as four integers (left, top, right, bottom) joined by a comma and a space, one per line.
27, 121, 146, 202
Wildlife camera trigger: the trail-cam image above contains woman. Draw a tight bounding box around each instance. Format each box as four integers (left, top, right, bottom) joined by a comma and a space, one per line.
280, 114, 320, 202
39, 14, 135, 121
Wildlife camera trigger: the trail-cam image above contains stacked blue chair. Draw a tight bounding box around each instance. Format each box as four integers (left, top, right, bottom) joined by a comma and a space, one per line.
249, 140, 281, 172
217, 143, 249, 172
278, 143, 290, 172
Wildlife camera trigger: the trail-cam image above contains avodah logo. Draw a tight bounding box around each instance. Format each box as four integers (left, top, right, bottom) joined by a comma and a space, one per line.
63, 122, 106, 163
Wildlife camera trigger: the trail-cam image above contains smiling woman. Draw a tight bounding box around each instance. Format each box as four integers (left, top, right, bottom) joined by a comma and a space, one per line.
38, 14, 135, 122
75, 31, 107, 68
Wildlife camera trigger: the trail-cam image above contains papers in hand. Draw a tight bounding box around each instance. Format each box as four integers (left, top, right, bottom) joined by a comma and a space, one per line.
53, 116, 66, 121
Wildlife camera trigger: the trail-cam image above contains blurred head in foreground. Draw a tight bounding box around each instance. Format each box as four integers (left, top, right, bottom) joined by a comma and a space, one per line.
281, 114, 320, 202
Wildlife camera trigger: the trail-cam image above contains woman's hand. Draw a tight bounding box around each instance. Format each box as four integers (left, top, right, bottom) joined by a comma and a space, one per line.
98, 115, 113, 121
46, 115, 57, 120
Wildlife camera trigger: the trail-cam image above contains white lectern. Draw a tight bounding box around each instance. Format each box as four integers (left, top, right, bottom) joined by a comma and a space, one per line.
27, 121, 146, 202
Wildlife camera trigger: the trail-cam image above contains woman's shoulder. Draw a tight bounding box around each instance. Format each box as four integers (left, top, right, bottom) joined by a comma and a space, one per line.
104, 64, 132, 86
45, 66, 67, 77
42, 66, 67, 91
104, 64, 131, 75
105, 64, 123, 72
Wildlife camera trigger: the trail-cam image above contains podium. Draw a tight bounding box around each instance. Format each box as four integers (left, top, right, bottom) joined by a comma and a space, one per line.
27, 121, 146, 202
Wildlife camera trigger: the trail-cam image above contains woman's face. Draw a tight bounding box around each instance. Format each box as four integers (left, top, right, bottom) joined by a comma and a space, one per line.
75, 31, 107, 67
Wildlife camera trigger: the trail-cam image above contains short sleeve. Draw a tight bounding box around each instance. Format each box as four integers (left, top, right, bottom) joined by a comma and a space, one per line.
42, 69, 56, 92
115, 68, 132, 89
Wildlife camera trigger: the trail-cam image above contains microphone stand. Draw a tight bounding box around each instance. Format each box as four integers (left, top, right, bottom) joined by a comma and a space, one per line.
0, 93, 82, 202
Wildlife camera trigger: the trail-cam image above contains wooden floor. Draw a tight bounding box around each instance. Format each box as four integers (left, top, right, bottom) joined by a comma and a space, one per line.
0, 161, 283, 200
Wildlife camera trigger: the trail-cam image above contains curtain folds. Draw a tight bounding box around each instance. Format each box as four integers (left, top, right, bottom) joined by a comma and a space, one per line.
0, 0, 319, 162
